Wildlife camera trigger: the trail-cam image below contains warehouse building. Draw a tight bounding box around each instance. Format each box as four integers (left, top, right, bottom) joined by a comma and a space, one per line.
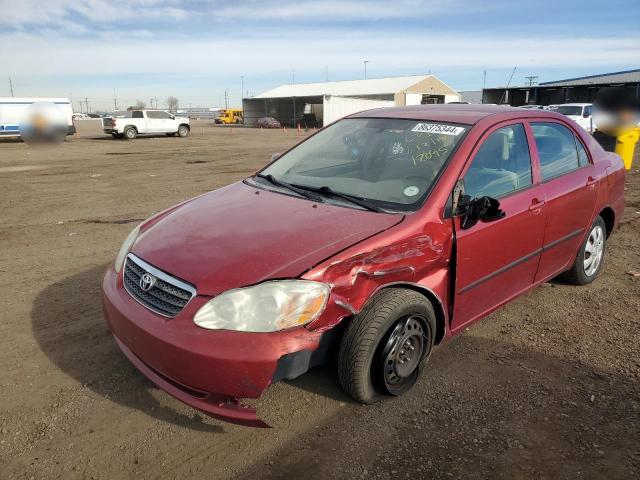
482, 68, 640, 106
243, 75, 460, 128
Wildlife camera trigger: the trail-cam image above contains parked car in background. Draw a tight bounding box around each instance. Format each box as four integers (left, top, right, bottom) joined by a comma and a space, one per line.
103, 105, 624, 427
550, 103, 594, 132
102, 110, 190, 139
215, 108, 243, 124
72, 113, 88, 120
0, 97, 75, 140
254, 117, 281, 128
518, 105, 545, 109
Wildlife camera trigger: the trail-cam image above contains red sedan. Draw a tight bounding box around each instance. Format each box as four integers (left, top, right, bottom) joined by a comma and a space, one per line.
102, 105, 625, 427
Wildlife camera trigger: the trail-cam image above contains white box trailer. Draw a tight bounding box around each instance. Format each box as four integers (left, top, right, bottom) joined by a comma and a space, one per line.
0, 98, 75, 138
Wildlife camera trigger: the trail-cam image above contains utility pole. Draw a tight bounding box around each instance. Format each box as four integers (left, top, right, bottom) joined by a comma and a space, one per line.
224, 89, 229, 109
364, 60, 369, 80
154, 96, 158, 109
113, 88, 118, 111
8, 77, 14, 96
483, 70, 487, 90
85, 97, 89, 113
524, 75, 538, 87
241, 76, 244, 101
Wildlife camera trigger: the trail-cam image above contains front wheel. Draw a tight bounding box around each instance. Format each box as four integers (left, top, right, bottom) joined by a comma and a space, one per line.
177, 125, 189, 137
338, 289, 435, 404
560, 216, 606, 285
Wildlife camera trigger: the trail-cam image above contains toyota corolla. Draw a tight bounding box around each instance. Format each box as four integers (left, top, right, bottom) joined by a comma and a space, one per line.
102, 105, 625, 427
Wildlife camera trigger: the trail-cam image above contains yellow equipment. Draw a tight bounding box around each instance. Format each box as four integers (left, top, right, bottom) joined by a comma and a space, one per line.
615, 127, 640, 170
216, 109, 243, 125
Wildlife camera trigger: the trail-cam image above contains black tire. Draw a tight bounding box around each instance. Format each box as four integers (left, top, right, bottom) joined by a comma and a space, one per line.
177, 125, 189, 137
338, 289, 436, 404
560, 215, 607, 285
123, 126, 137, 140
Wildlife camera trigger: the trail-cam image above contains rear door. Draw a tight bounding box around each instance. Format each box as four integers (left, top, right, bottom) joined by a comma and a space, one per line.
131, 110, 147, 132
451, 121, 546, 333
529, 121, 599, 282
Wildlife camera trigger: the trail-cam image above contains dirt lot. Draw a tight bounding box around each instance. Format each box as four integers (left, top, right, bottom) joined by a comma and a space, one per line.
1, 119, 639, 480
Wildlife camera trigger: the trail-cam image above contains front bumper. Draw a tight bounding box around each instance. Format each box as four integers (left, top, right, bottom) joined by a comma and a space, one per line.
102, 267, 326, 427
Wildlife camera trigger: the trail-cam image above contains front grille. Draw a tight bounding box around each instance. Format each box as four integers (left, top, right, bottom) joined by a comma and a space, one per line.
123, 254, 196, 317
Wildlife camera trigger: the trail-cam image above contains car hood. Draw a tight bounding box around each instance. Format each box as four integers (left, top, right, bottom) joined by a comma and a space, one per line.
131, 181, 403, 296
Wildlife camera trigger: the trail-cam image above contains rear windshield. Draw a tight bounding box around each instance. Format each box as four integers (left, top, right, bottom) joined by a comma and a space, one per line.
555, 106, 583, 116
260, 118, 468, 211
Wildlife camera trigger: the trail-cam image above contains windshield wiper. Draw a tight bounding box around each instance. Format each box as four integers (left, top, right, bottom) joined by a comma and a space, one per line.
291, 184, 384, 213
254, 174, 324, 202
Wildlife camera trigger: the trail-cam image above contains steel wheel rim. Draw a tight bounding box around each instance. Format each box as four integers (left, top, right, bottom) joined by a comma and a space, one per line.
380, 315, 428, 395
583, 225, 604, 277
179, 127, 187, 136
126, 129, 135, 138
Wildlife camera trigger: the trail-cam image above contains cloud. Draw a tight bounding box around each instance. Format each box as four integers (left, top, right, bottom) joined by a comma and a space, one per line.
3, 29, 639, 78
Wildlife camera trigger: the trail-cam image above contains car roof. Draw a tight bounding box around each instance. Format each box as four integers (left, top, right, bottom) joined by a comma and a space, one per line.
349, 104, 562, 125
557, 103, 591, 106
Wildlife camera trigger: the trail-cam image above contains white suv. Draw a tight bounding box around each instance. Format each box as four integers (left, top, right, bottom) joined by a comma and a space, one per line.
549, 103, 593, 133
103, 110, 190, 139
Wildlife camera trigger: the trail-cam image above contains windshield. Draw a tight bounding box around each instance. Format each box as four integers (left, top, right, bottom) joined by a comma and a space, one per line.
259, 118, 467, 211
555, 106, 583, 116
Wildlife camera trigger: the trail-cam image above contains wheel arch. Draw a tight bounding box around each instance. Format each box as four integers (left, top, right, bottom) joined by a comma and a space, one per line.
179, 123, 190, 130
124, 124, 138, 133
366, 283, 447, 345
598, 206, 615, 238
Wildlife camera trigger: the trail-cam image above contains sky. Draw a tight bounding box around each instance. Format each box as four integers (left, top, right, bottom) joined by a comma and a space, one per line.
1, 0, 639, 111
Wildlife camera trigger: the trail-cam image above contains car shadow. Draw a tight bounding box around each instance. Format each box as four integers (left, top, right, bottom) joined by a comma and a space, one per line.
31, 264, 223, 433
87, 135, 179, 141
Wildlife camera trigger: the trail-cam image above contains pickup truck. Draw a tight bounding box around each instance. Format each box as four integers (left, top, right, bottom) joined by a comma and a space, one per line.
103, 110, 190, 139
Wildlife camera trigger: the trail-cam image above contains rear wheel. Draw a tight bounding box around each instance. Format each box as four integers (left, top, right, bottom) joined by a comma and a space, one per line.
560, 216, 606, 285
177, 125, 189, 137
338, 289, 435, 404
123, 126, 137, 140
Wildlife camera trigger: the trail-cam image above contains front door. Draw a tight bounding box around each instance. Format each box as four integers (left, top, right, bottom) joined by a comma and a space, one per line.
451, 122, 546, 333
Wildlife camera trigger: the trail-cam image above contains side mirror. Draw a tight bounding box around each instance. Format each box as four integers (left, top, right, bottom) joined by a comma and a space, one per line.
583, 112, 590, 118
457, 195, 505, 229
270, 153, 281, 162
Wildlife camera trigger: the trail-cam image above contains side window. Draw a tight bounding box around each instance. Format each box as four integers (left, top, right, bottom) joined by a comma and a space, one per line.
575, 136, 590, 167
531, 122, 580, 181
463, 123, 532, 199
147, 111, 165, 119
132, 111, 144, 118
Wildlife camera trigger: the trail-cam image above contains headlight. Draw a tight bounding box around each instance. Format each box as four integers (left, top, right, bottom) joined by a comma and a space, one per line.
114, 224, 141, 273
193, 280, 330, 332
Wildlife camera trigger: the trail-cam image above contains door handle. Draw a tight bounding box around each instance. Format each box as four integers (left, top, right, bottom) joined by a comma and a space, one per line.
529, 198, 545, 211
586, 176, 597, 188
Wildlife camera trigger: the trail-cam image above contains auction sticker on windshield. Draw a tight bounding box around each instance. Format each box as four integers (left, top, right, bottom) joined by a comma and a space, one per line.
411, 123, 465, 135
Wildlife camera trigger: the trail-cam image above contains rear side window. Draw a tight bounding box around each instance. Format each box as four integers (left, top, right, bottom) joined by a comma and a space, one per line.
463, 123, 532, 199
132, 111, 144, 118
575, 136, 590, 167
531, 122, 581, 180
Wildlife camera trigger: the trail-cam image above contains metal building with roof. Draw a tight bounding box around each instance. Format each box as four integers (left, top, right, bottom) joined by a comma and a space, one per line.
482, 68, 640, 106
242, 75, 460, 128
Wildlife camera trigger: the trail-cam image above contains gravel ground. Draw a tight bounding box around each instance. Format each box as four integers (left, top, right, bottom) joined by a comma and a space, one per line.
1, 120, 639, 479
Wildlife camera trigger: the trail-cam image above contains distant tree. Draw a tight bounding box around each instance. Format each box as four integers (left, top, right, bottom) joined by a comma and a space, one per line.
166, 96, 179, 113
127, 100, 146, 111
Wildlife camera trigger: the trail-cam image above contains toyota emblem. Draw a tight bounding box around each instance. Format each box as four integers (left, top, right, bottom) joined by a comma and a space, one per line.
139, 272, 156, 292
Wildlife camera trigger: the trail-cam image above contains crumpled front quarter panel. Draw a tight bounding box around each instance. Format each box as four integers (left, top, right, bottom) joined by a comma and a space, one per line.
304, 214, 453, 331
